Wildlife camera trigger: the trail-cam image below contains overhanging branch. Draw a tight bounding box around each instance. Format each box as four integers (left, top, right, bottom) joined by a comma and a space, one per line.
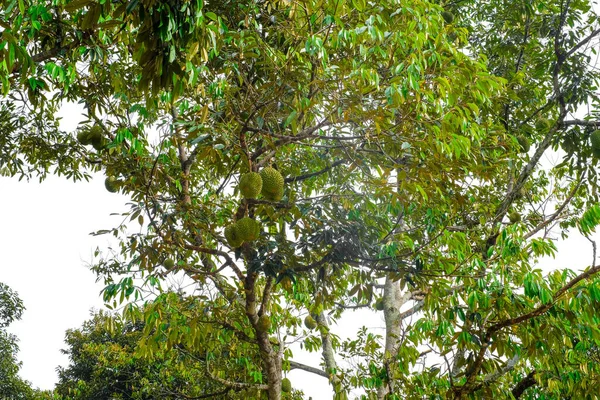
288, 360, 329, 378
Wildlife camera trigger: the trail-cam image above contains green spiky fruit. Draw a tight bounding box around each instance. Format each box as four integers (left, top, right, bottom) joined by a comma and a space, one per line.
517, 135, 530, 153
280, 277, 293, 292
509, 211, 521, 223
239, 172, 263, 199
89, 126, 105, 150
77, 129, 93, 145
591, 130, 600, 149
224, 224, 244, 248
282, 378, 292, 393
593, 147, 600, 159
235, 217, 261, 241
260, 167, 285, 202
105, 177, 119, 193
535, 118, 551, 132
442, 10, 454, 24
375, 299, 384, 311
263, 186, 284, 202
257, 315, 271, 332
163, 258, 175, 269
304, 315, 317, 330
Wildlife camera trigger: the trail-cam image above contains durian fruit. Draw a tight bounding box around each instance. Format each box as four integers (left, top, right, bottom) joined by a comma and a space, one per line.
375, 299, 385, 311
88, 126, 105, 150
239, 172, 263, 199
591, 130, 600, 149
78, 126, 105, 149
588, 130, 600, 159
257, 315, 271, 332
105, 176, 120, 193
280, 276, 293, 292
260, 167, 285, 202
535, 118, 551, 132
509, 211, 521, 223
304, 315, 317, 330
77, 129, 93, 145
235, 217, 261, 241
517, 135, 530, 153
224, 224, 244, 248
442, 10, 454, 24
281, 377, 292, 393
163, 258, 175, 269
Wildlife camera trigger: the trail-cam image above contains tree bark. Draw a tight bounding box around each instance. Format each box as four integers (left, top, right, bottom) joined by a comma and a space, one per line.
316, 312, 348, 400
511, 371, 536, 399
245, 272, 282, 400
377, 277, 413, 399
261, 342, 282, 400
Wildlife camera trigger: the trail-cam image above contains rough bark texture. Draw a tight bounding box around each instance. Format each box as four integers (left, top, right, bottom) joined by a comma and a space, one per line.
316, 312, 348, 400
245, 272, 282, 400
377, 277, 413, 399
261, 339, 282, 400
511, 371, 536, 399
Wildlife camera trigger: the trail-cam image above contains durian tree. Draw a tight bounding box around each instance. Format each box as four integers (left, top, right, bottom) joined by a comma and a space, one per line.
4, 0, 600, 399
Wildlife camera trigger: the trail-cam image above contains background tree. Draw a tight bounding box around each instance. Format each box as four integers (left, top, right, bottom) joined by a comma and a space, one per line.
53, 300, 304, 399
3, 0, 600, 399
0, 283, 34, 400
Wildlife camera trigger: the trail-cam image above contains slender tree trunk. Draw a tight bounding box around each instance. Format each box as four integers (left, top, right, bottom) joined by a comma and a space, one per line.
377, 277, 413, 400
245, 272, 282, 400
316, 312, 348, 400
260, 339, 282, 400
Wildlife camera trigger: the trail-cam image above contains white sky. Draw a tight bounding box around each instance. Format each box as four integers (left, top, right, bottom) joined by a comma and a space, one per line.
1, 174, 125, 389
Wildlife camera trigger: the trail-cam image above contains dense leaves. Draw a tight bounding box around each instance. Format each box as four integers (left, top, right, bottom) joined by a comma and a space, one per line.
0, 283, 34, 400
55, 305, 302, 399
3, 0, 600, 398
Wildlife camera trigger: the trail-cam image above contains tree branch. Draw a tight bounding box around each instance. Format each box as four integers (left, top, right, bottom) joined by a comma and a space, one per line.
511, 370, 537, 399
259, 277, 274, 317
288, 360, 329, 378
562, 27, 600, 60
284, 159, 347, 184
562, 119, 600, 127
524, 171, 584, 240
207, 363, 268, 391
181, 243, 244, 281
489, 263, 600, 333
250, 119, 331, 161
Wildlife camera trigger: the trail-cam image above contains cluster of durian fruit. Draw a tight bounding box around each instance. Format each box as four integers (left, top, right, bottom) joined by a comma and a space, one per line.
76, 125, 123, 194
77, 125, 106, 151
224, 167, 285, 248
239, 167, 285, 202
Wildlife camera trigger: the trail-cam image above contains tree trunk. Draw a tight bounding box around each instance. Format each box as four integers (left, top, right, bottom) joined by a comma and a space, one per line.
245, 272, 282, 400
377, 277, 413, 400
316, 312, 348, 400
260, 338, 282, 400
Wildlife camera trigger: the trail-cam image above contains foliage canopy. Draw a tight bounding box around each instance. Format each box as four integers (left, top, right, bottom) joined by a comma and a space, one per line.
4, 0, 600, 398
0, 283, 34, 400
